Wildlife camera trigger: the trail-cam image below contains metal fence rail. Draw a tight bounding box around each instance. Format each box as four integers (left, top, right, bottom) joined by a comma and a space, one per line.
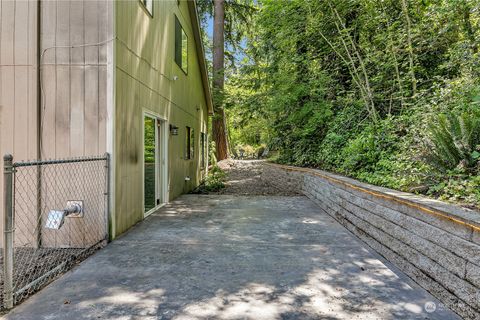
2, 154, 109, 310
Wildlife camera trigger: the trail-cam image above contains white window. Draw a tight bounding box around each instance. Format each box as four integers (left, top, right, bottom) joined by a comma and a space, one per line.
142, 0, 153, 16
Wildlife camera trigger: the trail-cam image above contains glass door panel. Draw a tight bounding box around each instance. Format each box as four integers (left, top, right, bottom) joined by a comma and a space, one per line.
156, 122, 162, 207
144, 116, 156, 213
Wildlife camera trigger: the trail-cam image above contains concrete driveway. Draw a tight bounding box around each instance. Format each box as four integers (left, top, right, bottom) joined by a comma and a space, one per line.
6, 195, 459, 319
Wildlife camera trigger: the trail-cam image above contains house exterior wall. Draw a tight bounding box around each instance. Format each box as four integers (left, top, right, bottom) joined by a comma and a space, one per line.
0, 0, 114, 247
113, 0, 210, 236
38, 0, 113, 160
1, 0, 113, 161
0, 0, 40, 247
36, 0, 114, 245
0, 0, 210, 242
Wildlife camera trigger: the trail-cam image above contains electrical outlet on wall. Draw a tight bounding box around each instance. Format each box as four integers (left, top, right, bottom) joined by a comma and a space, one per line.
66, 200, 84, 218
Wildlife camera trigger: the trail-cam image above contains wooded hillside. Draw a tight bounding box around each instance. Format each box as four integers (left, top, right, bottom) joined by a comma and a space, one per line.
201, 0, 480, 208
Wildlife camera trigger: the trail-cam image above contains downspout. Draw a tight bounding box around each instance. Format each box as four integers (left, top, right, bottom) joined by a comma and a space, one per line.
36, 0, 42, 248
107, 0, 116, 240
37, 1, 42, 155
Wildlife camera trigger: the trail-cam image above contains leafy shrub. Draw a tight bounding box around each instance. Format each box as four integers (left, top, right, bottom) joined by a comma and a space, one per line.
427, 110, 480, 173
316, 103, 366, 169
243, 145, 256, 158
209, 140, 218, 165
204, 165, 226, 192
256, 144, 267, 158
192, 165, 226, 193
234, 144, 257, 159
340, 117, 398, 174
355, 156, 432, 191
428, 174, 480, 208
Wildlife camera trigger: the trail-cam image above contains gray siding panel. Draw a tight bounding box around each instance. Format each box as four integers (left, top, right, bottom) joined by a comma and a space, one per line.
0, 0, 112, 247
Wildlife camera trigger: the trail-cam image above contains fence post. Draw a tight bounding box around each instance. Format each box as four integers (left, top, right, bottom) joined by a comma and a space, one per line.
35, 163, 42, 249
3, 154, 14, 309
104, 152, 110, 241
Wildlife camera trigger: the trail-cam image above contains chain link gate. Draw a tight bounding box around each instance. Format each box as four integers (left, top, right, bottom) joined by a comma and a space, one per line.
2, 154, 110, 310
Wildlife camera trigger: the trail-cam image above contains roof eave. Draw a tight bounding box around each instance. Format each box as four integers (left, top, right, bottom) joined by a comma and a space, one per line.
187, 0, 214, 116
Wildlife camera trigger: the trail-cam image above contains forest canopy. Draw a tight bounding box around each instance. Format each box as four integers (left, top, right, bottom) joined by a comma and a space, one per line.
200, 0, 480, 208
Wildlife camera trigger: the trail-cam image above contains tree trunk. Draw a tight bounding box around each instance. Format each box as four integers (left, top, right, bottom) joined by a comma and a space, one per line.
212, 0, 229, 161
401, 0, 417, 97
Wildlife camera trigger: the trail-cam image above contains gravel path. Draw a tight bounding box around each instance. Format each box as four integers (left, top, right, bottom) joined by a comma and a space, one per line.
214, 160, 300, 196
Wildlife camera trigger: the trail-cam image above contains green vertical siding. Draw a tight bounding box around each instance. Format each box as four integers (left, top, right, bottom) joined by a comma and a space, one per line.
113, 0, 209, 237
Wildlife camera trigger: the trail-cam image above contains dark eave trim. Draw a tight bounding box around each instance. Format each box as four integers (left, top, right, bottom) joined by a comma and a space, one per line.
187, 0, 214, 115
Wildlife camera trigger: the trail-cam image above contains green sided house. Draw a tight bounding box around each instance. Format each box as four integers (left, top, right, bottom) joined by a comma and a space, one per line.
0, 0, 213, 240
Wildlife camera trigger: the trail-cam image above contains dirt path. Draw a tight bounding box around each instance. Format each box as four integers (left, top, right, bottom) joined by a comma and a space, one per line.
214, 160, 300, 196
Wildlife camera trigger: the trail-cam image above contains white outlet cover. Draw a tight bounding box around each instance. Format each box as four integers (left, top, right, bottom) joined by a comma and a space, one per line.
45, 210, 66, 230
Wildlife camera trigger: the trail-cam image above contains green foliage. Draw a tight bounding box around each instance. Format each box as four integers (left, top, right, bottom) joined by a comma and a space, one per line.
205, 165, 226, 191
428, 174, 480, 208
232, 144, 266, 159
256, 144, 267, 158
196, 0, 256, 67
427, 108, 480, 171
201, 0, 480, 208
340, 117, 398, 173
144, 118, 156, 163
315, 103, 365, 168
209, 140, 218, 166
195, 165, 226, 193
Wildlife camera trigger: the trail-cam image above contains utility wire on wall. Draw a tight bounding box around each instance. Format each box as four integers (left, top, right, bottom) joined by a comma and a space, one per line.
38, 37, 176, 158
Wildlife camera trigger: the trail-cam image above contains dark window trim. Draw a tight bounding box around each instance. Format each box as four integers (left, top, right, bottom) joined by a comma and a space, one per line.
200, 132, 206, 169
174, 15, 188, 75
190, 128, 195, 160
185, 126, 194, 160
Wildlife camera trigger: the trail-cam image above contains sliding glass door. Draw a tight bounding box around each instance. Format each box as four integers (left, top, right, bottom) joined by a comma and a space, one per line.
144, 116, 157, 213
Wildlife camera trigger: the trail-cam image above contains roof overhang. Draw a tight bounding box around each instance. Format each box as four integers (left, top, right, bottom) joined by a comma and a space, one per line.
187, 0, 214, 116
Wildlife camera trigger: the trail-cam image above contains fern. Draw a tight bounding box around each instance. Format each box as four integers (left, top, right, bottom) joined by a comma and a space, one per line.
428, 110, 480, 172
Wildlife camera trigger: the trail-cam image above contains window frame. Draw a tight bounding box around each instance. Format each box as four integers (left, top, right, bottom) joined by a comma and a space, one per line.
174, 15, 188, 74
185, 127, 191, 160
140, 0, 154, 17
185, 126, 194, 160
200, 132, 207, 169
190, 128, 195, 160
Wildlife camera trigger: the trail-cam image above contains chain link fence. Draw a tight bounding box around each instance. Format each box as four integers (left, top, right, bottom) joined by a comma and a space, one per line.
1, 154, 109, 310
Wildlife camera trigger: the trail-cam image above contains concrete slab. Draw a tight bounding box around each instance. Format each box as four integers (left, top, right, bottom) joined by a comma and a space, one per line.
5, 195, 459, 319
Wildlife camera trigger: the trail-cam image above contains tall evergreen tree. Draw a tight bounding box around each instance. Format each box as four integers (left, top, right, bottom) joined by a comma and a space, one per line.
197, 0, 255, 161
212, 0, 229, 160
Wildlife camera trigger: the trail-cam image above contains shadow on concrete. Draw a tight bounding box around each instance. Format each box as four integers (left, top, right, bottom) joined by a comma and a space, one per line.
6, 195, 459, 320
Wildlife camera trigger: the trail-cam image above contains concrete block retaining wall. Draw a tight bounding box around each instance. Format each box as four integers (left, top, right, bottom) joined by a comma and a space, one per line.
263, 162, 480, 319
